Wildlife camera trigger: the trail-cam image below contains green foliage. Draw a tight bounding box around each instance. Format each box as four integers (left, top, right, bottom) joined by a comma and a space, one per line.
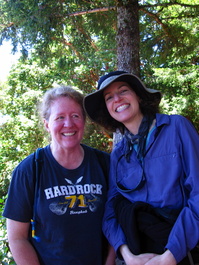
0, 0, 199, 259
0, 59, 114, 197
140, 0, 199, 69
0, 0, 117, 68
145, 65, 199, 131
83, 120, 113, 153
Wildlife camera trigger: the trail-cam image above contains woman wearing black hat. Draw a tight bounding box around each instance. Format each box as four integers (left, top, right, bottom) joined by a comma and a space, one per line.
84, 71, 199, 265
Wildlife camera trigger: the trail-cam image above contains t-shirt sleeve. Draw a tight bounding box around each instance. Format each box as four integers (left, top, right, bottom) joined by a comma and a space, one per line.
3, 154, 35, 222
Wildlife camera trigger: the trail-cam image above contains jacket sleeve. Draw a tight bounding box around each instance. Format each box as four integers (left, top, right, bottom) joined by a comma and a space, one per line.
102, 149, 127, 256
166, 116, 199, 262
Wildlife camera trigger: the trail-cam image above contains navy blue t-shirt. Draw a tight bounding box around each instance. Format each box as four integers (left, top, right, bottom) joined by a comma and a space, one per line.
3, 144, 110, 265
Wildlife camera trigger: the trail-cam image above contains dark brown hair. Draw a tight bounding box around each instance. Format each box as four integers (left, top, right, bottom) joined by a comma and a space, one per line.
95, 87, 161, 133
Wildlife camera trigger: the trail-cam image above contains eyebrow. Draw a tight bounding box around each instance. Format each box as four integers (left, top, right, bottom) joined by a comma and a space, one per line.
104, 83, 130, 96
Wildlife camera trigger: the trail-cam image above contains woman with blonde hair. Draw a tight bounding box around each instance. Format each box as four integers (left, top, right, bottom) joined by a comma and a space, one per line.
4, 85, 115, 265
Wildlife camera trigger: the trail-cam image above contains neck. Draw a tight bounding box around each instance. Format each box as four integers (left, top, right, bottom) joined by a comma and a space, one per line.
125, 113, 144, 135
50, 144, 84, 169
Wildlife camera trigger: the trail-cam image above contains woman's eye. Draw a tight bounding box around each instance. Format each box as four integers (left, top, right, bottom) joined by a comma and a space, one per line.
72, 114, 80, 118
105, 95, 112, 101
120, 89, 128, 94
57, 116, 64, 120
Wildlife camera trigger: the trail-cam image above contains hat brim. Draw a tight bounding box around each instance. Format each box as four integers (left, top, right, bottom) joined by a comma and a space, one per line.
84, 87, 105, 122
84, 73, 161, 123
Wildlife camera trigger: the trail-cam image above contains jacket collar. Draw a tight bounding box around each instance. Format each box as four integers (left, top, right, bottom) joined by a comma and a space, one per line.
114, 113, 170, 155
156, 113, 170, 127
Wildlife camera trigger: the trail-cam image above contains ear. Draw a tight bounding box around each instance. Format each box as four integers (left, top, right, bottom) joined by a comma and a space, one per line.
44, 119, 50, 132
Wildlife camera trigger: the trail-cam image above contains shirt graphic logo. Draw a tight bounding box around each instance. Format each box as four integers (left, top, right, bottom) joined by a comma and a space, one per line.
46, 176, 103, 215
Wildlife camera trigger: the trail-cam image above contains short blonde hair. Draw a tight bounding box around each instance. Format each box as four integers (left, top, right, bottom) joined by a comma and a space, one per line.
40, 85, 86, 121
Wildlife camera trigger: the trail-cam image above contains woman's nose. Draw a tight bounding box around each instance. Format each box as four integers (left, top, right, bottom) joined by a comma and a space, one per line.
113, 93, 121, 102
63, 117, 73, 127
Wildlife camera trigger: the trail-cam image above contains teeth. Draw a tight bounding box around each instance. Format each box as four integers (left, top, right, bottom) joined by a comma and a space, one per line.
116, 104, 129, 112
62, 132, 75, 136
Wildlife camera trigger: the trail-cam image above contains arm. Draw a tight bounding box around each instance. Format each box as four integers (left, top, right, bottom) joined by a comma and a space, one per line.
165, 116, 199, 262
145, 250, 176, 265
104, 245, 116, 265
102, 177, 127, 254
120, 244, 156, 265
7, 219, 40, 265
102, 148, 129, 253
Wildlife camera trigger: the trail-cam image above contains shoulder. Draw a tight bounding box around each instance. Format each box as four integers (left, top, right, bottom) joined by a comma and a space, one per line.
82, 145, 110, 174
94, 148, 110, 163
13, 146, 49, 177
156, 114, 198, 140
13, 152, 35, 176
82, 144, 110, 160
156, 113, 195, 128
111, 137, 126, 157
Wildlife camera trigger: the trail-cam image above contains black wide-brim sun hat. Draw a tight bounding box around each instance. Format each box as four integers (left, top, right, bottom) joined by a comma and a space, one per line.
84, 71, 162, 123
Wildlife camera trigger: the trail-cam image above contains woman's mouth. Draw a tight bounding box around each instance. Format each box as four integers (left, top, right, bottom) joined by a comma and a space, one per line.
62, 132, 76, 136
116, 104, 129, 113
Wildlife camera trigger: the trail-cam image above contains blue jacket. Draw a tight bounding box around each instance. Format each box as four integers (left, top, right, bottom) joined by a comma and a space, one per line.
103, 114, 199, 263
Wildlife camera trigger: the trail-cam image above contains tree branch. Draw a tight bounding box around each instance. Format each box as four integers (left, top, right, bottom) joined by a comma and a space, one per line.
68, 2, 199, 17
141, 1, 199, 9
68, 7, 115, 17
140, 8, 171, 39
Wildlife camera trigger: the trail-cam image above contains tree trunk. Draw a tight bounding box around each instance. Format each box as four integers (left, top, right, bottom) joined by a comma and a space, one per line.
114, 0, 140, 146
116, 0, 140, 76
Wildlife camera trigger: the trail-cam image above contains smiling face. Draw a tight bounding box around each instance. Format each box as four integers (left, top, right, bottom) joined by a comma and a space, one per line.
44, 96, 85, 151
103, 81, 143, 133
